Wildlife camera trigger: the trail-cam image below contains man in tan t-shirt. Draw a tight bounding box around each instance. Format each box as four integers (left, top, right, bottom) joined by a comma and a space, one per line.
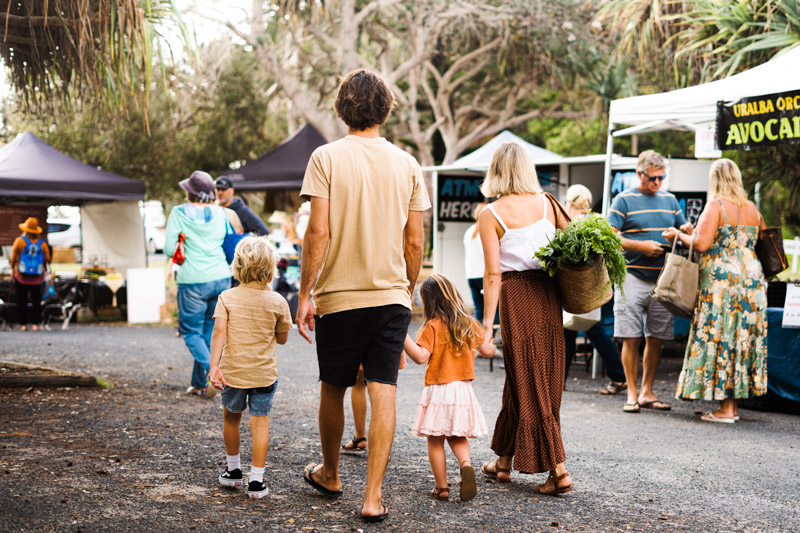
297, 69, 430, 522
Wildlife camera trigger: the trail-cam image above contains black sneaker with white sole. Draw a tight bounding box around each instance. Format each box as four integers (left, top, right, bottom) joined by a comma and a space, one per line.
219, 468, 243, 487
248, 480, 269, 499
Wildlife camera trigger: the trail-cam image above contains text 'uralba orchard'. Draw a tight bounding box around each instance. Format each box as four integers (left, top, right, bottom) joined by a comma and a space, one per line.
717, 89, 800, 150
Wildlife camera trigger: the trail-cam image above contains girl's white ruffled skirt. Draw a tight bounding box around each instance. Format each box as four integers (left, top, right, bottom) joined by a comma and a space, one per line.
412, 380, 488, 438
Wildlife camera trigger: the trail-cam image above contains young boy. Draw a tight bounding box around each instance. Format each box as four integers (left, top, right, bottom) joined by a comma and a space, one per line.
208, 236, 293, 498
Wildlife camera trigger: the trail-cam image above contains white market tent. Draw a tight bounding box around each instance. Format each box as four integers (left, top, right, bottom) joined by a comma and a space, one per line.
603, 46, 800, 215
424, 131, 564, 304
438, 130, 563, 172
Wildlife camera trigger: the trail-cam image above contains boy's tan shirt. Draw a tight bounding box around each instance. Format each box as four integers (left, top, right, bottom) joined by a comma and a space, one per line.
300, 135, 431, 315
212, 283, 293, 389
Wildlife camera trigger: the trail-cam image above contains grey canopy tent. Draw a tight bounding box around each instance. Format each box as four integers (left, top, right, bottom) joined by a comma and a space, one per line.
0, 131, 146, 274
220, 124, 328, 191
0, 131, 145, 205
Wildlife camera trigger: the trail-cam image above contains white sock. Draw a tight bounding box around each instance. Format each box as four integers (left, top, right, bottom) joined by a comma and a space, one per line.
250, 466, 265, 483
226, 454, 240, 472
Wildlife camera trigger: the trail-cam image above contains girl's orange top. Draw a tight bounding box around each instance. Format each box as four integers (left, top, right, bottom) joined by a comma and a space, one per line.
417, 318, 482, 386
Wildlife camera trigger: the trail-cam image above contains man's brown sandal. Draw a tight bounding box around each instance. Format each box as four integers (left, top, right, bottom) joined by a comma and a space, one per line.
481, 460, 511, 483
430, 486, 450, 500
535, 471, 572, 495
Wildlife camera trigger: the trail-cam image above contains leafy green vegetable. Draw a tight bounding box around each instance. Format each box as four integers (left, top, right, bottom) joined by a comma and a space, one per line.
534, 213, 627, 291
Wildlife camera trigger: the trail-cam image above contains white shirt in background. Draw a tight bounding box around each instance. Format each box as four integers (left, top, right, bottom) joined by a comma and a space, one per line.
463, 224, 485, 280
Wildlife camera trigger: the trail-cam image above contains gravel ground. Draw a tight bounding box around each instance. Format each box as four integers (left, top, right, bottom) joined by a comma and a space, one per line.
1, 323, 799, 532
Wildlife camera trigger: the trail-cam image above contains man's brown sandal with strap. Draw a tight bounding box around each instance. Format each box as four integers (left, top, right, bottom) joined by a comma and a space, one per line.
430, 486, 450, 500
535, 471, 572, 495
481, 460, 511, 483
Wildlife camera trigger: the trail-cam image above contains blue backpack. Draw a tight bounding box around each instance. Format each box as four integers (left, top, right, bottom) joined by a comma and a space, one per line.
18, 236, 45, 276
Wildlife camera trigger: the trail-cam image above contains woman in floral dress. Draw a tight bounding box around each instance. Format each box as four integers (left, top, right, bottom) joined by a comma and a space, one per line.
663, 159, 767, 424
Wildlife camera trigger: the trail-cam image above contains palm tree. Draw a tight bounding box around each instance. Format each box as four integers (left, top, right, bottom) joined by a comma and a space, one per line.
0, 0, 185, 130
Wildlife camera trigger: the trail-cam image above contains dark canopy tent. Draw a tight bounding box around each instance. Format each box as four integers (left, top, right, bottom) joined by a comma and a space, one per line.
0, 131, 145, 205
220, 124, 327, 191
0, 131, 146, 273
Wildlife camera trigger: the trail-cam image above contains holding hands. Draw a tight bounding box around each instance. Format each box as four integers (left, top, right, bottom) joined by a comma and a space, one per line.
478, 326, 495, 358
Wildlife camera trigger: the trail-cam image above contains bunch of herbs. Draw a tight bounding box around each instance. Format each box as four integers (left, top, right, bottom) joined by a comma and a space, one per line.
535, 213, 627, 291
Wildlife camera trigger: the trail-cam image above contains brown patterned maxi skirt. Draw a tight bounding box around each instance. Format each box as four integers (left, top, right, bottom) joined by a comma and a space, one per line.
490, 269, 566, 474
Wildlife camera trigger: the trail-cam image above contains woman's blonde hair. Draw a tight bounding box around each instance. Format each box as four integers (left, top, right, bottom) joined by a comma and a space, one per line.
566, 184, 592, 209
418, 273, 482, 355
481, 141, 542, 197
709, 158, 748, 206
231, 236, 278, 285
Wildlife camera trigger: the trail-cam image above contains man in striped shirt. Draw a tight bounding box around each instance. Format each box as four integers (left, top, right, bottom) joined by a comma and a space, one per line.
608, 150, 693, 414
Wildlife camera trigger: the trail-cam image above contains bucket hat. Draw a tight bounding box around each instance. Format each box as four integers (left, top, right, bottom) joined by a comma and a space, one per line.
179, 171, 216, 202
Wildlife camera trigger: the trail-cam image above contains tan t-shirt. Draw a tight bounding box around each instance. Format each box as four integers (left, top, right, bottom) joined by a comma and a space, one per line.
300, 135, 431, 315
212, 283, 293, 389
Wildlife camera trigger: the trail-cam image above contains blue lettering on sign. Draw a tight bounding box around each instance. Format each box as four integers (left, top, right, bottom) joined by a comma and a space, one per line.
440, 178, 483, 199
441, 179, 454, 196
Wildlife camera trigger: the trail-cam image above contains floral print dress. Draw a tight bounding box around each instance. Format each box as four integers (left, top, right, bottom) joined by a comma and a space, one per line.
676, 202, 768, 401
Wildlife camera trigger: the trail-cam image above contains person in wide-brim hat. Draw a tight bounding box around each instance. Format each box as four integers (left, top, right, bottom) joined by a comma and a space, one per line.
18, 217, 43, 234
11, 216, 50, 332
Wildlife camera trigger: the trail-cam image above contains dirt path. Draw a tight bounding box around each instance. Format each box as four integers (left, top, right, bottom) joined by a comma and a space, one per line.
1, 324, 799, 532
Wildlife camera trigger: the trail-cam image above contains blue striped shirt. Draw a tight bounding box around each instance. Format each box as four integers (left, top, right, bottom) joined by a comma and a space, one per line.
608, 188, 687, 281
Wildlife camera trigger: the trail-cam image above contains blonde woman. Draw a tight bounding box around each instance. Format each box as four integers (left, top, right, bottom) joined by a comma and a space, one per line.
477, 142, 572, 495
663, 159, 767, 423
562, 185, 627, 394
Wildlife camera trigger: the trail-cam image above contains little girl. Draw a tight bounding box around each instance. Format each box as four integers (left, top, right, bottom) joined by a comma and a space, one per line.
403, 274, 488, 502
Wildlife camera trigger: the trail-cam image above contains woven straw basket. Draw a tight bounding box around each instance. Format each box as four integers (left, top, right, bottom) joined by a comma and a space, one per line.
556, 256, 613, 314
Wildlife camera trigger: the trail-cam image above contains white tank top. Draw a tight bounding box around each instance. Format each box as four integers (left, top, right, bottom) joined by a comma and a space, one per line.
487, 195, 556, 273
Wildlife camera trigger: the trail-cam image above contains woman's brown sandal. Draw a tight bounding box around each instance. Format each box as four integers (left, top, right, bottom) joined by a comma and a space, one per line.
535, 471, 572, 495
481, 460, 511, 483
430, 486, 450, 500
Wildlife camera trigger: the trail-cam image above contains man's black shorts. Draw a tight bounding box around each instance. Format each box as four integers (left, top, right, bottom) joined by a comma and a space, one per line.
314, 304, 412, 387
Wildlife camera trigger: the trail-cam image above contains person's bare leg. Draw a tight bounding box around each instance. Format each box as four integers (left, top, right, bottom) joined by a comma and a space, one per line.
222, 407, 242, 456
620, 338, 641, 405
250, 415, 270, 469
306, 382, 347, 493
427, 436, 448, 493
344, 369, 367, 449
639, 337, 663, 403
361, 381, 396, 518
446, 436, 471, 468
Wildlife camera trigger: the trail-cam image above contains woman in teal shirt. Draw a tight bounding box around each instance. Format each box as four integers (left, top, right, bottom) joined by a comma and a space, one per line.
165, 171, 231, 397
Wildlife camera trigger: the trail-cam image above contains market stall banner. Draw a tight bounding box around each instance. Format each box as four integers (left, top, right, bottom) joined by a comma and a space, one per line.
437, 166, 561, 223
0, 206, 48, 246
717, 89, 800, 150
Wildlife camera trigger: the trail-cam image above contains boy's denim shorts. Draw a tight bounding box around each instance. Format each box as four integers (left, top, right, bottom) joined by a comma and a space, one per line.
221, 380, 278, 417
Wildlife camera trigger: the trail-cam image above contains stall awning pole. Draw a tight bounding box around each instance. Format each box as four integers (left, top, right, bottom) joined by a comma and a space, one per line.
601, 124, 615, 217
431, 170, 440, 273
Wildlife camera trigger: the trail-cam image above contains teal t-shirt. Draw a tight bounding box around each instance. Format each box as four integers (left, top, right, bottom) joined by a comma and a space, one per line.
608, 188, 687, 281
164, 204, 231, 284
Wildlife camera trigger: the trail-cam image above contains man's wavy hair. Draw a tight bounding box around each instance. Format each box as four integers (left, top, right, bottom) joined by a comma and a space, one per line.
334, 69, 395, 131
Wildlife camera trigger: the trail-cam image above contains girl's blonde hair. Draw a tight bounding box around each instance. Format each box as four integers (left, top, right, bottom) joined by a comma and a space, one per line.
481, 141, 542, 197
418, 273, 482, 355
231, 236, 278, 285
709, 158, 748, 207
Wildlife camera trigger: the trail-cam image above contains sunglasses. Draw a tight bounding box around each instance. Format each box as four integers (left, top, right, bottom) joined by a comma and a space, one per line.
645, 173, 666, 182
